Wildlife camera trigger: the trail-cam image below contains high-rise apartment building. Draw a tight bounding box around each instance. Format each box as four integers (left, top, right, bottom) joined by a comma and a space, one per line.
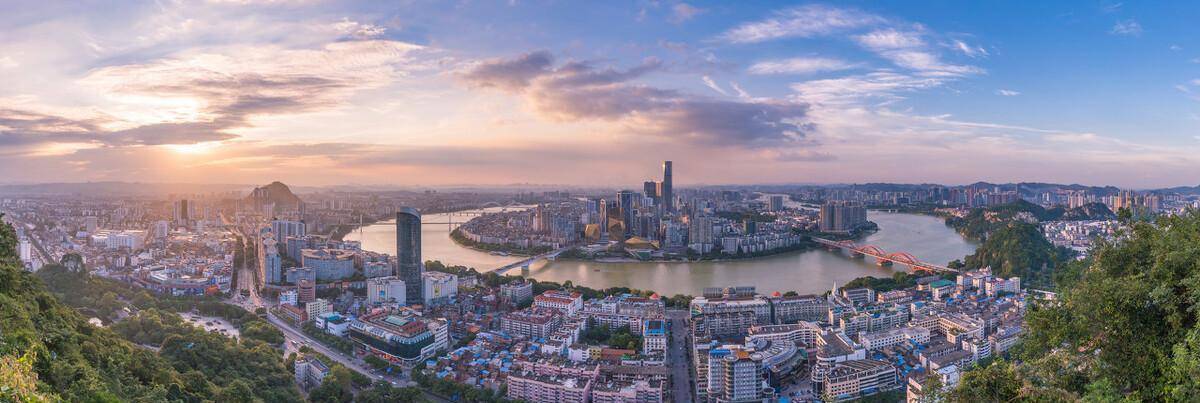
172, 199, 190, 227
396, 207, 423, 306
271, 219, 306, 253
819, 201, 867, 234
643, 181, 659, 204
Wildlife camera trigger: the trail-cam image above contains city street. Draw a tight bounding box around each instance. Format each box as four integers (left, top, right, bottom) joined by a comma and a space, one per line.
667, 309, 694, 403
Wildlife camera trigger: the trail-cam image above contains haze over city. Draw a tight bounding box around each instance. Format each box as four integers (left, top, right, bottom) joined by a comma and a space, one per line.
3, 1, 1200, 187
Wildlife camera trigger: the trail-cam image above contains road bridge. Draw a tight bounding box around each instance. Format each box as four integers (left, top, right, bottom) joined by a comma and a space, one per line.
492, 247, 570, 275
811, 237, 957, 274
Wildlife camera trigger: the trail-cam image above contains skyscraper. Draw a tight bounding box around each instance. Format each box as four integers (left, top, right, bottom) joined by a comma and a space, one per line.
396, 207, 423, 305
617, 190, 636, 239
662, 160, 673, 212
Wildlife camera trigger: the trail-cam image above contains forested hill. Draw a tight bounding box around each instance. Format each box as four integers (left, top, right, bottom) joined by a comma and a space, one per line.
0, 216, 300, 402
0, 218, 188, 401
944, 200, 1077, 289
947, 210, 1200, 401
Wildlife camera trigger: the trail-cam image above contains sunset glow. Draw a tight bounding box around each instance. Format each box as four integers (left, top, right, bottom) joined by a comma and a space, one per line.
1, 2, 1198, 187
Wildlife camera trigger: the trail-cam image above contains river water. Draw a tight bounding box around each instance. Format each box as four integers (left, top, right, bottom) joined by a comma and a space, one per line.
345, 208, 976, 297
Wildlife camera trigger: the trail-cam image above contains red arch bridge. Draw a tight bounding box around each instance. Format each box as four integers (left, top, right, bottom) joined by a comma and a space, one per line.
811, 237, 958, 274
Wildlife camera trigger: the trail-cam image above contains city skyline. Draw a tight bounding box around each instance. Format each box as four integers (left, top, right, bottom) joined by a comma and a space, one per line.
4, 1, 1200, 187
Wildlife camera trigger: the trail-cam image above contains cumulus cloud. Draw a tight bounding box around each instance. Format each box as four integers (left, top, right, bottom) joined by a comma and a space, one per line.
719, 4, 884, 43
995, 89, 1020, 96
748, 57, 859, 75
462, 51, 812, 146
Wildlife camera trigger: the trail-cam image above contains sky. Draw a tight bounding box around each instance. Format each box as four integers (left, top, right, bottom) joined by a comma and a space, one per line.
1, 1, 1199, 188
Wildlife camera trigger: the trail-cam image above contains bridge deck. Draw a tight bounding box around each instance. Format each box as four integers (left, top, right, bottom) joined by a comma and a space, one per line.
811, 237, 956, 273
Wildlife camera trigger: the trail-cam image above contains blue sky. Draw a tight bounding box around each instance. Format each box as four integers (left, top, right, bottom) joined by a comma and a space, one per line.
1, 1, 1198, 187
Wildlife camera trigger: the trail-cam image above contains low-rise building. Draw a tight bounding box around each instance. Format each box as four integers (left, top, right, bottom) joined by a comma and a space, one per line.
535, 290, 583, 316
422, 271, 458, 306
294, 355, 330, 390
349, 311, 448, 365
822, 359, 898, 401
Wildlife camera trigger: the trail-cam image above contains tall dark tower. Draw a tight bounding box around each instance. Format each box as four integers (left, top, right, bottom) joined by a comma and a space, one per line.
396, 207, 423, 305
617, 190, 636, 239
662, 160, 673, 212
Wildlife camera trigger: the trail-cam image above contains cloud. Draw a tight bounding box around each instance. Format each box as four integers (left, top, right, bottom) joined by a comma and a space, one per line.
668, 3, 705, 24
789, 71, 946, 105
0, 107, 237, 150
995, 89, 1020, 96
853, 29, 983, 76
78, 39, 425, 130
855, 29, 925, 51
729, 82, 752, 99
748, 57, 859, 75
721, 7, 987, 78
1111, 20, 1142, 36
462, 51, 812, 146
949, 39, 988, 58
718, 4, 884, 43
701, 76, 727, 95
460, 51, 554, 90
332, 18, 387, 39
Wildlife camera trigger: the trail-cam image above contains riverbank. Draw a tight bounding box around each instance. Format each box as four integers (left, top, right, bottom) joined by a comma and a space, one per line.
448, 228, 550, 257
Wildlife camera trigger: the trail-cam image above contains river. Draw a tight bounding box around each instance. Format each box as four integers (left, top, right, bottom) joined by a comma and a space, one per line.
345, 208, 976, 297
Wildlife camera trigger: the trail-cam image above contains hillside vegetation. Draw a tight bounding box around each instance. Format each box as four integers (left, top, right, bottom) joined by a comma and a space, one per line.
947, 210, 1200, 401
0, 215, 300, 402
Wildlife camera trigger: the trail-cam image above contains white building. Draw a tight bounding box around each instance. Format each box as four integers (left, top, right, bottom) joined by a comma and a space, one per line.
367, 276, 407, 306
305, 299, 332, 322
858, 326, 931, 351
279, 289, 298, 306
501, 280, 535, 304
421, 271, 458, 306
535, 290, 584, 316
